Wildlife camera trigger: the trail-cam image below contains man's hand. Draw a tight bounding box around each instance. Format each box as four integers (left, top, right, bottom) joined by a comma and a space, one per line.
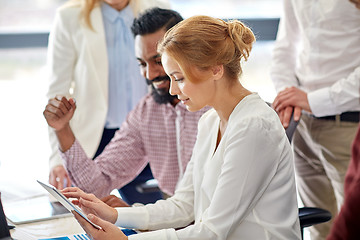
272, 87, 309, 128
273, 87, 311, 113
73, 211, 128, 240
49, 165, 72, 189
349, 0, 360, 9
277, 106, 302, 129
43, 96, 76, 131
44, 95, 76, 152
62, 187, 118, 224
101, 195, 130, 208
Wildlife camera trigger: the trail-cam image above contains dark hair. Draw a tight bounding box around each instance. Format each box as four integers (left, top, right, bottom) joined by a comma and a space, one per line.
131, 7, 183, 37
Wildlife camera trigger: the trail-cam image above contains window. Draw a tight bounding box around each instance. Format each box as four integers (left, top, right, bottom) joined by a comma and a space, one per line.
170, 0, 282, 19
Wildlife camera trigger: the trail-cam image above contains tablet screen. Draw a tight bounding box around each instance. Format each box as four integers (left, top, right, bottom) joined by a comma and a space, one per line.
37, 180, 101, 229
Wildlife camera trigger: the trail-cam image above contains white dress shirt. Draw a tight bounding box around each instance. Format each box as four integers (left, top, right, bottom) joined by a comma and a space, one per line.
115, 94, 301, 240
270, 0, 360, 117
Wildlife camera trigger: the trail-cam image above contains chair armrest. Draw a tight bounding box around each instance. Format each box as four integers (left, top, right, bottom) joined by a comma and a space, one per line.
299, 207, 332, 228
135, 179, 160, 193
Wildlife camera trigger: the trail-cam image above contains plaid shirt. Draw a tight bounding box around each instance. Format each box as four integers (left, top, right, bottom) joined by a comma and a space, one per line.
62, 94, 209, 198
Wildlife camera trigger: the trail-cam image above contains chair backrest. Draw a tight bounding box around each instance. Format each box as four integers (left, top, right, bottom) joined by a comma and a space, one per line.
265, 101, 298, 143
285, 111, 299, 143
283, 112, 332, 239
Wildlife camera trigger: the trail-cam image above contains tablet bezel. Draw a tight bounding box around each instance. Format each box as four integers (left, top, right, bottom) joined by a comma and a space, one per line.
37, 180, 101, 229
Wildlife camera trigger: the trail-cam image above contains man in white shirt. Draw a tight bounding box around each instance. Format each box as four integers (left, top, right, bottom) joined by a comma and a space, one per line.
270, 1, 360, 239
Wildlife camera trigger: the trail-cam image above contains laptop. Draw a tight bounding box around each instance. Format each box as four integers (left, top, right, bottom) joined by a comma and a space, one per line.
3, 195, 71, 225
0, 196, 13, 240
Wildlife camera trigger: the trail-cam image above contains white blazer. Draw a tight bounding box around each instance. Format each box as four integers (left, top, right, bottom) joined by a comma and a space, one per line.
46, 0, 171, 169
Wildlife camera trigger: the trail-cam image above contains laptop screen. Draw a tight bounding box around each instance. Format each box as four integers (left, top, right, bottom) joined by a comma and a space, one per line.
0, 196, 11, 239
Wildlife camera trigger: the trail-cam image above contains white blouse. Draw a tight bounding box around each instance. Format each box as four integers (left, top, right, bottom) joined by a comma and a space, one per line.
116, 93, 301, 240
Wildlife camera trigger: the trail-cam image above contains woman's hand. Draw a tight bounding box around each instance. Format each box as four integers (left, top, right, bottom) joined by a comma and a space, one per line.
62, 187, 118, 224
73, 211, 128, 240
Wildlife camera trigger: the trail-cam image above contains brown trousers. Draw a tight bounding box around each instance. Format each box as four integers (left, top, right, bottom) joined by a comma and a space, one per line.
293, 114, 358, 240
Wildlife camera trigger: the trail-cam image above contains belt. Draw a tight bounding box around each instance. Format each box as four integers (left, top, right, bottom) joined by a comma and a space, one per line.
314, 112, 360, 123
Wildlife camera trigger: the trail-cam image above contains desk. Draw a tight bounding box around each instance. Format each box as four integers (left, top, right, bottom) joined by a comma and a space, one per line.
10, 215, 85, 240
1, 179, 86, 239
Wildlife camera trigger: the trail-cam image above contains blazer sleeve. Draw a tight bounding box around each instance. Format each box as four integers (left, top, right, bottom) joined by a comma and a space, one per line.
46, 6, 79, 169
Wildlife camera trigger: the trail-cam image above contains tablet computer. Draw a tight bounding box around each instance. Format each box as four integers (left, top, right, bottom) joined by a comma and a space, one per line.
37, 180, 101, 229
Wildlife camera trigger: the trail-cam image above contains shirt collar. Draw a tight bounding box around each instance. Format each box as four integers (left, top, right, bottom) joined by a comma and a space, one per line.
101, 2, 134, 26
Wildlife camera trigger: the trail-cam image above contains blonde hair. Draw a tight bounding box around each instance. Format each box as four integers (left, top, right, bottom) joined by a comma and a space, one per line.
158, 15, 256, 83
81, 0, 99, 29
66, 0, 137, 30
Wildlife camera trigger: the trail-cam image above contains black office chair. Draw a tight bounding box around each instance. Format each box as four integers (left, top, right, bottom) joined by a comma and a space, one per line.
282, 105, 332, 239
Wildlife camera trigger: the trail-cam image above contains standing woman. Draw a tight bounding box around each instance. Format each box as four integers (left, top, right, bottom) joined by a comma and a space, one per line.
62, 15, 301, 240
46, 0, 170, 189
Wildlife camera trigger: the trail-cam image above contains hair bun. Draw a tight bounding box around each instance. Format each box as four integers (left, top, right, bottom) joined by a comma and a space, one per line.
241, 28, 255, 45
227, 20, 255, 45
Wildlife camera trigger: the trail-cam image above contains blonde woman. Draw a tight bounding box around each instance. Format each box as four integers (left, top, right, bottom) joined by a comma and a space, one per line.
61, 15, 301, 240
46, 0, 170, 195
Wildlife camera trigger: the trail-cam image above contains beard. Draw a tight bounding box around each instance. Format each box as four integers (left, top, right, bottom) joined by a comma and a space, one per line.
146, 76, 177, 104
